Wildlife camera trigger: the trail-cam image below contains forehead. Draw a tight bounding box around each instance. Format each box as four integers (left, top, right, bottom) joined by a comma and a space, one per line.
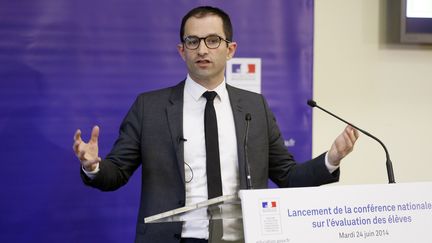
183, 15, 225, 37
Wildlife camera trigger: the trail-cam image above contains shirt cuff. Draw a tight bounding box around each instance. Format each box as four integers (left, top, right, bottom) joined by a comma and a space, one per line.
325, 152, 339, 174
82, 163, 100, 179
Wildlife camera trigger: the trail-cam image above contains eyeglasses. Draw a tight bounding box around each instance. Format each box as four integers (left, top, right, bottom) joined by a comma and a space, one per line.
182, 35, 231, 50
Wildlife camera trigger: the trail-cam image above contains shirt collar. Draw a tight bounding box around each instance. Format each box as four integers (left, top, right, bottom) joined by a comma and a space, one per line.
184, 74, 228, 102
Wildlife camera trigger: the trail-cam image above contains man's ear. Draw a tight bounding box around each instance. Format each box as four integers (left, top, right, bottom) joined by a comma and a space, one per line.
177, 43, 186, 61
226, 41, 237, 60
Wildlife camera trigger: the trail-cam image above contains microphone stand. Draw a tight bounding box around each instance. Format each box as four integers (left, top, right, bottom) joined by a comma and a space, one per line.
307, 100, 396, 184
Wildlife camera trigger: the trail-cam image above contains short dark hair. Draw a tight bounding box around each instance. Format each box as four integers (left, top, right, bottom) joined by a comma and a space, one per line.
180, 6, 233, 42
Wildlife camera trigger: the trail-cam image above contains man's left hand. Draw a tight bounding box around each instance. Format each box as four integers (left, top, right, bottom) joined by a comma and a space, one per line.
328, 125, 359, 166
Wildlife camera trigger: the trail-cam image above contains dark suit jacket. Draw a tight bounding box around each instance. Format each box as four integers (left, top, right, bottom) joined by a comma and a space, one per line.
81, 81, 339, 243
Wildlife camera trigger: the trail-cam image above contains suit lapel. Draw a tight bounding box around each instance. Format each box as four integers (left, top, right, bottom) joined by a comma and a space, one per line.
167, 83, 249, 187
166, 81, 186, 184
227, 84, 248, 189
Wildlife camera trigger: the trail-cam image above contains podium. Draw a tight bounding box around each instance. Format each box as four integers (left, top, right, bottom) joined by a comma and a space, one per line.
144, 194, 242, 223
145, 182, 432, 243
145, 194, 244, 242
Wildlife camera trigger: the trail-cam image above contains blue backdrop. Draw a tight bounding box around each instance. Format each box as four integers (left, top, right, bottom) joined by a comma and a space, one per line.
0, 0, 314, 242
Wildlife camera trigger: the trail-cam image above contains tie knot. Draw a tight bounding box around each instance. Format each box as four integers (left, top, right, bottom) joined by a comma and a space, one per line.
203, 91, 217, 101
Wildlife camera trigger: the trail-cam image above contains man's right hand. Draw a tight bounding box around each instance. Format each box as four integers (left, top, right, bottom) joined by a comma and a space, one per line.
73, 125, 101, 172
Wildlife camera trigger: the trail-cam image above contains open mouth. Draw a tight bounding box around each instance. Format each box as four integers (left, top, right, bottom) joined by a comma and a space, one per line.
195, 59, 211, 68
196, 59, 211, 64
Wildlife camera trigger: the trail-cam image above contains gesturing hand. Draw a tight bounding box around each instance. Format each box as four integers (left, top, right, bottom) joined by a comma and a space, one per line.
73, 126, 101, 172
328, 125, 359, 166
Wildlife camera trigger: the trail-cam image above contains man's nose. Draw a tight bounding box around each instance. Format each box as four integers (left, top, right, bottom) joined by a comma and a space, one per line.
197, 39, 209, 55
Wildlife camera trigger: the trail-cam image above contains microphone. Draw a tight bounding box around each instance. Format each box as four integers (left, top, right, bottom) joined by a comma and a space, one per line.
244, 113, 253, 189
307, 99, 396, 184
177, 136, 187, 143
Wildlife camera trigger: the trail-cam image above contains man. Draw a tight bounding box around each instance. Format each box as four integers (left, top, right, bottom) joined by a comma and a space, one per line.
73, 6, 359, 243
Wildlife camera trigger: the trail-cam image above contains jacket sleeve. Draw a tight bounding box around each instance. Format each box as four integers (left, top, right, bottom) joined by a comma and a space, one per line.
81, 95, 143, 191
262, 96, 339, 188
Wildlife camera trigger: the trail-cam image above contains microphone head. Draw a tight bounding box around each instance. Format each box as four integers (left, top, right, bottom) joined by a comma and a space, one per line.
245, 113, 252, 121
307, 99, 317, 108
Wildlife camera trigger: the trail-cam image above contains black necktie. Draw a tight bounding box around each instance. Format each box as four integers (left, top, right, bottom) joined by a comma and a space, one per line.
203, 91, 223, 199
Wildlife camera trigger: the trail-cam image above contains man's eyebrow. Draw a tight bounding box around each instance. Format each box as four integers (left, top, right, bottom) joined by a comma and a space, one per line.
185, 33, 220, 38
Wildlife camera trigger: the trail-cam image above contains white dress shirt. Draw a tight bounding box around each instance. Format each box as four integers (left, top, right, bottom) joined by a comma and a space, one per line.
181, 75, 240, 240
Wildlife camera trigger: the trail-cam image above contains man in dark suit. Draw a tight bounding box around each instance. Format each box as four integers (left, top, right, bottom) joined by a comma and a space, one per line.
73, 6, 359, 243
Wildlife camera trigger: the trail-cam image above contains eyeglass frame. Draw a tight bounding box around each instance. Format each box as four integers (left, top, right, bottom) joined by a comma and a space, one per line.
182, 34, 232, 50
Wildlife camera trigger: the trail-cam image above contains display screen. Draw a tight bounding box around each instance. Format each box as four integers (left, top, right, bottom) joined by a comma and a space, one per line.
401, 0, 432, 43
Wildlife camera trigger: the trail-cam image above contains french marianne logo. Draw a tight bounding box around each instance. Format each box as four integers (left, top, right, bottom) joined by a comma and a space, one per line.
226, 57, 261, 93
261, 200, 279, 213
232, 63, 256, 74
262, 201, 277, 208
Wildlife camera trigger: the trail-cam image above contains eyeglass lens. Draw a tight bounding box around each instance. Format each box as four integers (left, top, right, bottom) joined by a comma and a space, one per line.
184, 35, 223, 49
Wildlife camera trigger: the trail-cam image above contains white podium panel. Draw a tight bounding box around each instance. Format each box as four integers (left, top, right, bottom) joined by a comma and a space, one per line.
239, 182, 432, 243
